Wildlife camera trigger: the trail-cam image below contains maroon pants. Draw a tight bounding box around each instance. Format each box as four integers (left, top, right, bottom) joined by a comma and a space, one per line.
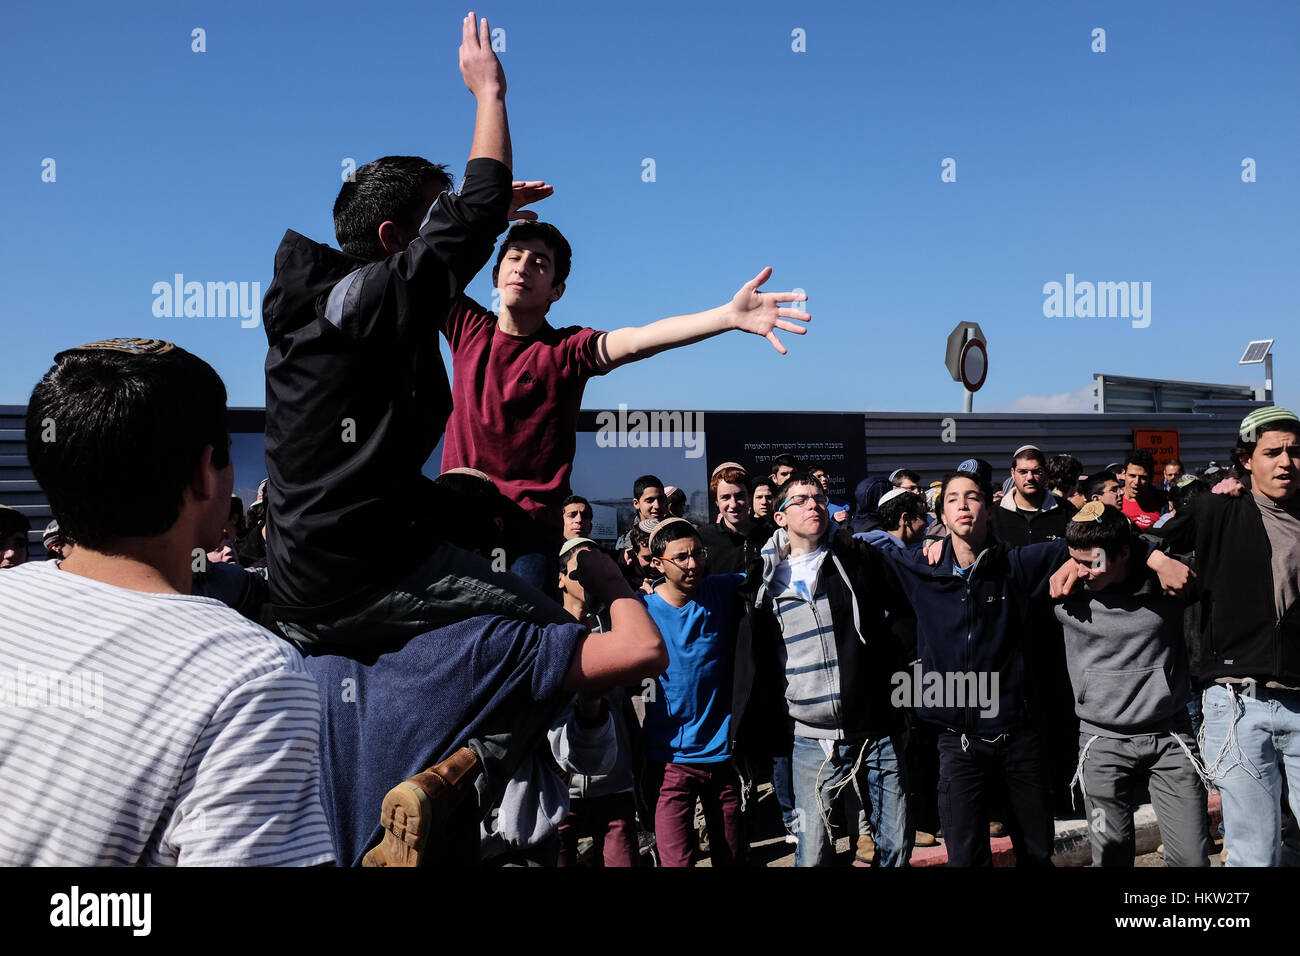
654, 761, 746, 867
556, 792, 640, 867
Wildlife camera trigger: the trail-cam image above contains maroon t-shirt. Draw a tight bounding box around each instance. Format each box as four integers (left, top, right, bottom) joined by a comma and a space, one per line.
442, 296, 606, 531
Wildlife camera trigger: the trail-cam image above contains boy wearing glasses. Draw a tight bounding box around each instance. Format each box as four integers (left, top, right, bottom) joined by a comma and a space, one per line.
639, 518, 748, 866
744, 473, 913, 866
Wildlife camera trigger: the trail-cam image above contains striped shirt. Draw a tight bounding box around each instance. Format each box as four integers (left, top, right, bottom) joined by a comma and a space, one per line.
0, 561, 335, 866
759, 532, 845, 739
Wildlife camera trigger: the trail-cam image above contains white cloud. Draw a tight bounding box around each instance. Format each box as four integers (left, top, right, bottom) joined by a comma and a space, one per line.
995, 385, 1095, 414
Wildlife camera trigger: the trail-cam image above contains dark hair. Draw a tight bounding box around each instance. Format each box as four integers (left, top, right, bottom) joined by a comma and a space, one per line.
1011, 447, 1047, 469
0, 506, 31, 537
750, 476, 777, 496
633, 475, 664, 501
1047, 455, 1083, 496
1232, 417, 1300, 477
629, 521, 653, 550
1064, 503, 1134, 560
561, 494, 592, 516
1082, 471, 1120, 500
1123, 449, 1156, 475
889, 469, 920, 488
650, 520, 700, 559
433, 471, 507, 557
26, 341, 230, 550
1166, 458, 1183, 471
666, 487, 687, 515
773, 453, 800, 472
879, 491, 925, 531
937, 471, 993, 517
561, 540, 596, 573
333, 156, 452, 262
492, 222, 573, 288
775, 470, 824, 508
1169, 477, 1209, 513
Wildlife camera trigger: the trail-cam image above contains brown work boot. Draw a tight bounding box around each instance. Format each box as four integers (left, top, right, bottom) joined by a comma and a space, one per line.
913, 830, 938, 848
362, 747, 480, 867
989, 820, 1006, 838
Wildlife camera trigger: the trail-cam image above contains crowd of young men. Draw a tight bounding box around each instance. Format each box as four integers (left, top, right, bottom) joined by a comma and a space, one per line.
2, 13, 1298, 871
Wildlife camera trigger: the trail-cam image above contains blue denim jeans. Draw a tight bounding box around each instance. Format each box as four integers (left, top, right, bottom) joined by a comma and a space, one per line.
1201, 682, 1300, 867
791, 734, 910, 867
772, 754, 796, 829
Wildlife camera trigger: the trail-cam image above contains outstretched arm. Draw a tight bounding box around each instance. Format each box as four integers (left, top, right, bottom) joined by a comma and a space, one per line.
594, 267, 809, 372
462, 12, 509, 169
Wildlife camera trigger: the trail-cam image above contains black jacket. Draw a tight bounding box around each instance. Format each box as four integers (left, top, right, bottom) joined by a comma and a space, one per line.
696, 516, 772, 574
734, 529, 913, 756
1160, 490, 1300, 686
261, 158, 512, 622
882, 537, 1069, 734
991, 494, 1074, 548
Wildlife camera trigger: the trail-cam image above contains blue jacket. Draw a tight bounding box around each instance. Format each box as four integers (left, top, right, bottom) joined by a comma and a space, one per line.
881, 537, 1069, 734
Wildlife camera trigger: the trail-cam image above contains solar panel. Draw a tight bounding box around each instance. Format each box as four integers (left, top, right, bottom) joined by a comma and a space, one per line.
1239, 339, 1273, 364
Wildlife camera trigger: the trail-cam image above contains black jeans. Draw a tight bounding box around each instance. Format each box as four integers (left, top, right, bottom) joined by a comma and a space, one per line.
937, 726, 1054, 867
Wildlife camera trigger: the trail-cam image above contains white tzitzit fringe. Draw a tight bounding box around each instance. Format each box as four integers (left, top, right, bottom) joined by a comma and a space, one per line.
814, 737, 874, 844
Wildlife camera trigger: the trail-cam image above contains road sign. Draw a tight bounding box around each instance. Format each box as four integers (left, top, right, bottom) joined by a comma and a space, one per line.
945, 322, 987, 382
959, 337, 987, 392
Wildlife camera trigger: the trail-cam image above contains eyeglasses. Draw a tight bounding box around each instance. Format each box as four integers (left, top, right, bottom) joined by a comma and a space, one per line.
778, 494, 828, 512
662, 548, 708, 568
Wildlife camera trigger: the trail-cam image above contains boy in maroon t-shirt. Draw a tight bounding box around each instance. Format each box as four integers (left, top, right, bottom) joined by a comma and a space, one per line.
441, 221, 809, 591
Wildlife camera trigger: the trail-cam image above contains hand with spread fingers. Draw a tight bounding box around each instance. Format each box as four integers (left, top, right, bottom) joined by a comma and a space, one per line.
727, 267, 811, 355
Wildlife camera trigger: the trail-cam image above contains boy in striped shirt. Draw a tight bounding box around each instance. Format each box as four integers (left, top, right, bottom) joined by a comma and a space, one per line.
0, 339, 334, 866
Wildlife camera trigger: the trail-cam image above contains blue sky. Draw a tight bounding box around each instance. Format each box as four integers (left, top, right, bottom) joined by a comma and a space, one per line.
3, 0, 1296, 414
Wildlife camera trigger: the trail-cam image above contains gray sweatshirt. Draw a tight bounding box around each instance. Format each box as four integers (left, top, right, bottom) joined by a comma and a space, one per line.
1053, 568, 1192, 738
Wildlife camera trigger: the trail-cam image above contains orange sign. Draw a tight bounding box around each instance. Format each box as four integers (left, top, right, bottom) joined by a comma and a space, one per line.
1133, 429, 1181, 467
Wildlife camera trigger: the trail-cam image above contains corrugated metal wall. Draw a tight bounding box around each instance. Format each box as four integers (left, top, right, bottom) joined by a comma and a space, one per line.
0, 406, 43, 562
860, 399, 1261, 483
0, 398, 1266, 563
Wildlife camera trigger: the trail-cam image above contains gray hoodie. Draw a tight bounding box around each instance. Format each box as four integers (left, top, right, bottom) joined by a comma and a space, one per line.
1053, 567, 1192, 738
757, 527, 865, 740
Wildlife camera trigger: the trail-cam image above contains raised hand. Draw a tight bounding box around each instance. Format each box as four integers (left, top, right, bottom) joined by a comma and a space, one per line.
508, 181, 553, 222
727, 267, 810, 355
459, 11, 505, 98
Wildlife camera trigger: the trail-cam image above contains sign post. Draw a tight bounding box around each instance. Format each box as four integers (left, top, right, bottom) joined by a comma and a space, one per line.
945, 322, 988, 412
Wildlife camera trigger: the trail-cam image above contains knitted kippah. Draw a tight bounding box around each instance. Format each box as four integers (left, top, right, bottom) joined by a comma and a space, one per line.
55, 338, 175, 360
1239, 406, 1299, 441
